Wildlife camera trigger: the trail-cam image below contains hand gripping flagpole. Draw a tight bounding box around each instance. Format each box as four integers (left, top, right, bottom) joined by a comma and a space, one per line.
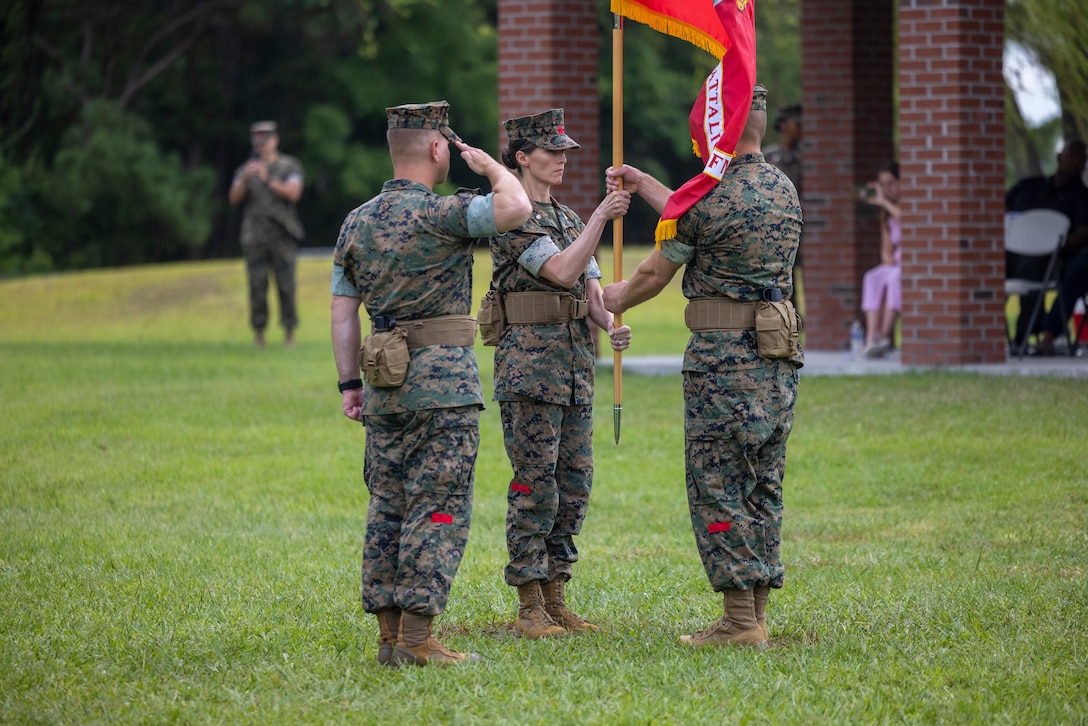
612, 13, 624, 445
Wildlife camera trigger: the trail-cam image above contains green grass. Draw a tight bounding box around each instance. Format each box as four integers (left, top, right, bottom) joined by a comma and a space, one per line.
2, 253, 1087, 724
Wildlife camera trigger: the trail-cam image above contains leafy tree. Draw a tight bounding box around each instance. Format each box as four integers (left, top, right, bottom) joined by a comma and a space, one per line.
0, 0, 501, 271
33, 100, 215, 269
1006, 0, 1088, 144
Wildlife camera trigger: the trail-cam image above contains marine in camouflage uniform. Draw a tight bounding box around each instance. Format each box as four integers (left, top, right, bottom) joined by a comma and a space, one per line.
490, 109, 631, 638
765, 104, 804, 271
603, 86, 803, 649
228, 121, 305, 346
330, 101, 531, 666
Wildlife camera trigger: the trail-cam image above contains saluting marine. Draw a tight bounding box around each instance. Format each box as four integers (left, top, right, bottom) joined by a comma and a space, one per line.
330, 100, 531, 667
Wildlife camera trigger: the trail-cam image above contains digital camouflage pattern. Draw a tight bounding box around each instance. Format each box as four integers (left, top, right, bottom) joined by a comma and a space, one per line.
500, 398, 592, 586
234, 154, 305, 245
660, 151, 803, 592
502, 108, 580, 151
489, 197, 600, 586
765, 143, 802, 195
361, 406, 479, 616
234, 154, 305, 331
334, 179, 486, 415
242, 237, 298, 331
333, 176, 491, 616
386, 100, 462, 143
490, 200, 597, 406
750, 84, 768, 112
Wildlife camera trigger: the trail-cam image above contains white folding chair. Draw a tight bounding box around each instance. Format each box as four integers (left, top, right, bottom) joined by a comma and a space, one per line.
1004, 209, 1071, 358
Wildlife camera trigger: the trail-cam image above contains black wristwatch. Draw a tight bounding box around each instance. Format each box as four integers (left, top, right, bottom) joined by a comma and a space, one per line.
338, 378, 363, 393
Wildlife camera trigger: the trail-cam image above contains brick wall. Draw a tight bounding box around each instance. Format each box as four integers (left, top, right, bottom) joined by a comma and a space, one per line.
802, 0, 1006, 362
497, 0, 600, 221
495, 0, 1009, 363
898, 0, 1006, 364
800, 1, 896, 350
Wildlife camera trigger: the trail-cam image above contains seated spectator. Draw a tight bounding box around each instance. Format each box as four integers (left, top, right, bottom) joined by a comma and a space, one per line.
859, 162, 901, 358
1005, 140, 1088, 354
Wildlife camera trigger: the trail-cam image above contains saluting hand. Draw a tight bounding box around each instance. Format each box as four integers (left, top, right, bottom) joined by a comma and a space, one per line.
456, 141, 499, 176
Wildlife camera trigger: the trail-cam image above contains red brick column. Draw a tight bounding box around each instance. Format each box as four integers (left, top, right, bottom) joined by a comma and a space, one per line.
800, 1, 896, 351
497, 0, 600, 221
898, 0, 1006, 364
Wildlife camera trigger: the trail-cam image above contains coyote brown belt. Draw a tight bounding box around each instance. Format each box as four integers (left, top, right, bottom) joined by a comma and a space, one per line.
503, 292, 589, 324
372, 315, 478, 348
685, 297, 756, 331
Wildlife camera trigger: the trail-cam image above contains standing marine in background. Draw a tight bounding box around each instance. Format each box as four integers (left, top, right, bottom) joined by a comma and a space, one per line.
229, 121, 305, 346
488, 109, 632, 639
603, 86, 803, 649
765, 104, 805, 272
331, 101, 531, 667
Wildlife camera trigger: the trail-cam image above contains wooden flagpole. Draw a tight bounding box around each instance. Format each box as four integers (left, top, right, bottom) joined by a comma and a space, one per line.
612, 13, 624, 445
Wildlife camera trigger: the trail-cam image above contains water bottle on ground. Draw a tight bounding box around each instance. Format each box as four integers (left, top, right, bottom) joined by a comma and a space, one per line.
850, 320, 865, 359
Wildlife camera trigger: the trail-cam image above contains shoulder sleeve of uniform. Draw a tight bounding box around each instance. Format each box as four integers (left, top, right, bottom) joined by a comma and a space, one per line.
585, 256, 602, 280
331, 263, 360, 297
659, 238, 694, 265
516, 235, 562, 277
466, 193, 499, 238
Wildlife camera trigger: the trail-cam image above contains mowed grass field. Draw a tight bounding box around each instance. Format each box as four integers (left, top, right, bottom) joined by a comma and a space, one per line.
2, 250, 1087, 725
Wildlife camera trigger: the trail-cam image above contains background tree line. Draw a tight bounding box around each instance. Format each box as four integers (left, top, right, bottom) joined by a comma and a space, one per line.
0, 0, 1076, 276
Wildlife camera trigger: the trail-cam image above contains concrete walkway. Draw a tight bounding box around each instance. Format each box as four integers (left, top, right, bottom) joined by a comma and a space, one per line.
600, 348, 1088, 379
302, 248, 1087, 380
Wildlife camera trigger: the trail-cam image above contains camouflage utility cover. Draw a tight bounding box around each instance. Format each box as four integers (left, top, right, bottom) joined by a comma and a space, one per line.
503, 108, 580, 151
751, 84, 768, 112
386, 100, 462, 143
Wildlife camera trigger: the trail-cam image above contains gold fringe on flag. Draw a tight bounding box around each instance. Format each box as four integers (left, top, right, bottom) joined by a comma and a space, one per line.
610, 0, 729, 59
654, 218, 678, 247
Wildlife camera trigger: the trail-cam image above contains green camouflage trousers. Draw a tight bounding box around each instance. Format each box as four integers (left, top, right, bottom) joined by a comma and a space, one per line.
500, 397, 593, 586
242, 230, 298, 332
360, 406, 479, 616
683, 360, 798, 591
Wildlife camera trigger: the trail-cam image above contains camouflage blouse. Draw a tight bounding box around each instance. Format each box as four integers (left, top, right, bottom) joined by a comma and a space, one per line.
660, 152, 804, 371
333, 179, 497, 414
234, 154, 305, 243
489, 198, 601, 406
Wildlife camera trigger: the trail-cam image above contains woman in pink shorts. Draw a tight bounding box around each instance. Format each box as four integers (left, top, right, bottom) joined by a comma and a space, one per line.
859, 162, 901, 358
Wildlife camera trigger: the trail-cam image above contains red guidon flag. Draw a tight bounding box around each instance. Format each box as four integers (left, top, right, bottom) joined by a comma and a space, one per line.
611, 0, 757, 244
609, 0, 733, 57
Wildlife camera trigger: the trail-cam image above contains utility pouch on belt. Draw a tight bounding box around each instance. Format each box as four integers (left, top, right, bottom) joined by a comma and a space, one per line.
359, 327, 410, 388
477, 288, 506, 346
755, 298, 801, 360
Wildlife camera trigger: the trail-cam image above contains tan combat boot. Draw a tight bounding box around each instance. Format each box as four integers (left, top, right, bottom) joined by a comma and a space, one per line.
753, 585, 770, 642
389, 612, 481, 666
680, 588, 768, 648
374, 608, 400, 666
515, 581, 566, 639
542, 578, 602, 633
